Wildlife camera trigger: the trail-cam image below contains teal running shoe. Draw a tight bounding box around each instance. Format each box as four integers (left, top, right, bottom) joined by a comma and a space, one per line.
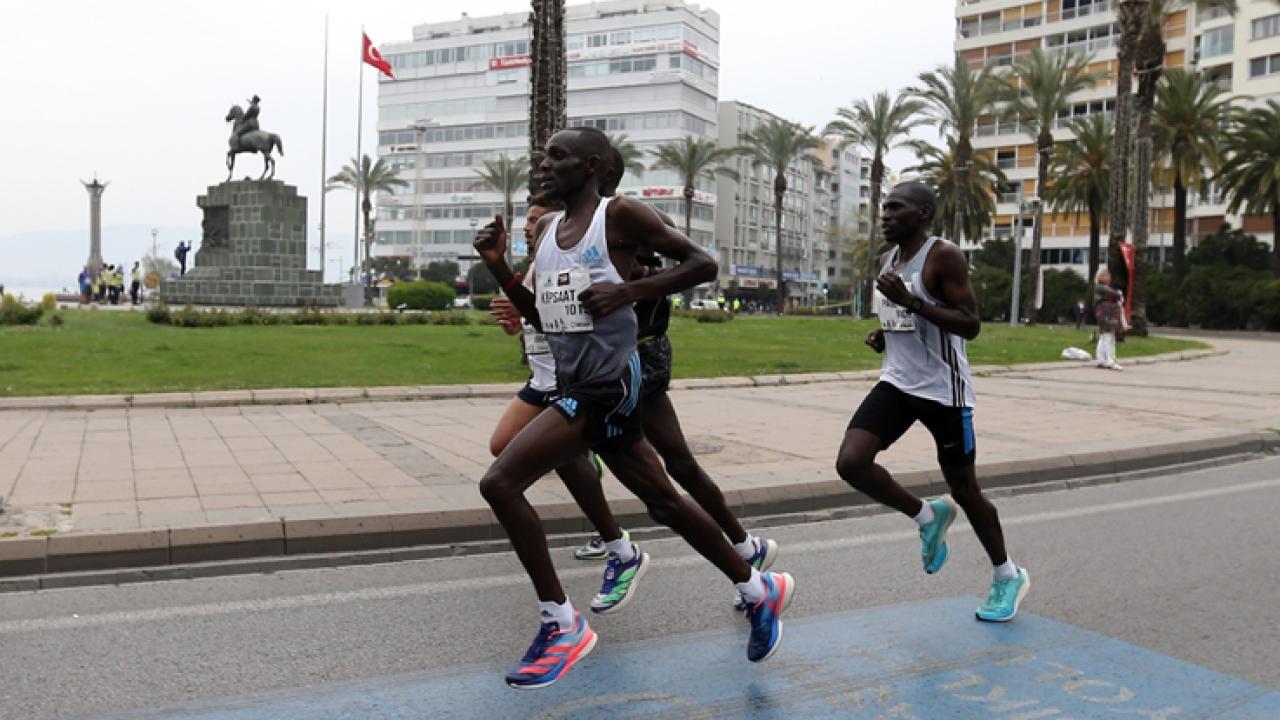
575, 528, 628, 561
919, 497, 958, 574
976, 567, 1030, 623
590, 546, 650, 614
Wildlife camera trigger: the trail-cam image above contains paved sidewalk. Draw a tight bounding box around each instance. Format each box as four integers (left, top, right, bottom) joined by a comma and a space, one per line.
0, 338, 1277, 576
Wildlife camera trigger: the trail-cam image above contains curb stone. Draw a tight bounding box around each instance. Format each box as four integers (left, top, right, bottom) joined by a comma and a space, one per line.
0, 427, 1273, 584
0, 348, 1226, 413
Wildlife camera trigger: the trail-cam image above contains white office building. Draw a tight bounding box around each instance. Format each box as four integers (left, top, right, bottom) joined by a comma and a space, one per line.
375, 0, 722, 278
714, 100, 832, 306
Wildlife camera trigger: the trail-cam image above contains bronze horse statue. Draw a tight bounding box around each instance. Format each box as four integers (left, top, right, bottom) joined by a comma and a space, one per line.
225, 105, 283, 181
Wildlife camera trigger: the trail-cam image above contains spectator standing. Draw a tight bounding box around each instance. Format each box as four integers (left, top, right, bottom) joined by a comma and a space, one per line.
130, 262, 143, 305
78, 266, 92, 306
1093, 270, 1124, 371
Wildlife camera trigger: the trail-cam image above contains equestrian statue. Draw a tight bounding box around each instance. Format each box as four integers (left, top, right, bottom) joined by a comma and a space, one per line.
225, 95, 284, 181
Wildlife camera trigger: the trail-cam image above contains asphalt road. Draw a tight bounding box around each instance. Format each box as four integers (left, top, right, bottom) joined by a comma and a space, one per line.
2, 456, 1279, 719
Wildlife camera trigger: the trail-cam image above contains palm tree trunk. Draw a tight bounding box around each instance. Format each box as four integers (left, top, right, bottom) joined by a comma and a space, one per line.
775, 189, 786, 314
1172, 170, 1187, 284
362, 194, 373, 288
953, 135, 971, 243
1088, 192, 1101, 291
1027, 137, 1051, 324
504, 193, 515, 267
863, 157, 884, 319
683, 185, 695, 240
528, 0, 566, 191
1273, 202, 1280, 278
1109, 0, 1143, 290
1130, 49, 1159, 336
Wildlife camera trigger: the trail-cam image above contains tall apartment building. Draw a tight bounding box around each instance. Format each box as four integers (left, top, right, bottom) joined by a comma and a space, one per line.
813, 139, 874, 295
374, 0, 722, 279
714, 100, 832, 305
956, 0, 1277, 272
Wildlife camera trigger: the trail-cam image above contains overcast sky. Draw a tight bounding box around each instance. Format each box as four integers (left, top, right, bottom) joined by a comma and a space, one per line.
0, 0, 955, 286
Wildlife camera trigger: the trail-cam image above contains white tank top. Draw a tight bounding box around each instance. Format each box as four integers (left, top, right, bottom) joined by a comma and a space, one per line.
534, 197, 637, 388
509, 268, 557, 391
875, 237, 975, 408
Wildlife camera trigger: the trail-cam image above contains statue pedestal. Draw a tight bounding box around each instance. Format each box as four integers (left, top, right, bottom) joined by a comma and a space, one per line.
161, 180, 341, 307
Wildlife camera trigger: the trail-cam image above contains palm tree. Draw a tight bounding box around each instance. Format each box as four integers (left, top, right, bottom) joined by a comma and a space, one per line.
1045, 113, 1113, 288
904, 139, 1007, 244
824, 91, 927, 317
909, 55, 1001, 244
737, 117, 820, 312
528, 0, 566, 190
326, 154, 408, 287
1153, 68, 1231, 284
648, 136, 740, 239
1125, 0, 1238, 333
474, 153, 530, 265
607, 133, 648, 177
1217, 100, 1280, 278
1000, 48, 1102, 322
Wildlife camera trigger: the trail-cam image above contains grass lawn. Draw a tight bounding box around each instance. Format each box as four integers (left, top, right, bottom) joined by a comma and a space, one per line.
0, 310, 1207, 397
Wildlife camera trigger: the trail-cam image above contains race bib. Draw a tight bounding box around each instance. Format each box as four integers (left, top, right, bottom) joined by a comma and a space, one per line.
537, 266, 594, 334
522, 322, 551, 355
875, 290, 916, 333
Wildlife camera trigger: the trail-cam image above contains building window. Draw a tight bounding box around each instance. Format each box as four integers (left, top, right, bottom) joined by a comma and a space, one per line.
1199, 2, 1232, 23
1250, 53, 1280, 78
1200, 26, 1234, 59
1253, 14, 1280, 41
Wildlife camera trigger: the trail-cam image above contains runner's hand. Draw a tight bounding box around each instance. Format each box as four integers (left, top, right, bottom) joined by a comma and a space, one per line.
490, 296, 521, 335
579, 282, 634, 317
876, 272, 912, 307
473, 214, 508, 267
865, 329, 885, 353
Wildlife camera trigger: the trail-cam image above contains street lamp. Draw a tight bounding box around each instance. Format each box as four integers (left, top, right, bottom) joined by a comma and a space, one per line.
465, 217, 481, 303
328, 255, 345, 285
1010, 196, 1039, 327
411, 119, 436, 263
151, 228, 158, 259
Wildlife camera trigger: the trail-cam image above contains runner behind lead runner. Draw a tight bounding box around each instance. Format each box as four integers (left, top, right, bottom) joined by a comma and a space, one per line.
835, 181, 1030, 622
473, 127, 794, 690
570, 149, 781, 609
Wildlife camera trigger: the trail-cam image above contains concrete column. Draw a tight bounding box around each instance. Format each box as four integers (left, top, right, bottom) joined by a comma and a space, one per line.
82, 177, 109, 270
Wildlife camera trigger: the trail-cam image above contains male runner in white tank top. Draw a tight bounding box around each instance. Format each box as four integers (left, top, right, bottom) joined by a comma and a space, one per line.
473, 127, 793, 690
836, 182, 1030, 622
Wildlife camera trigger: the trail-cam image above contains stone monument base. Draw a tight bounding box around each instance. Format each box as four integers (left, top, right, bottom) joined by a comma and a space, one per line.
161, 180, 340, 307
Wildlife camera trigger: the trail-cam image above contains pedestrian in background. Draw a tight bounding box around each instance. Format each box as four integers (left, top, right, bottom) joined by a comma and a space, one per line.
1073, 298, 1086, 330
130, 262, 143, 305
1093, 269, 1124, 371
78, 266, 92, 306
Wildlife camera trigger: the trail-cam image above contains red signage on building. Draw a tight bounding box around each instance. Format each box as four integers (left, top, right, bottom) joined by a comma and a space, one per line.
489, 55, 531, 70
682, 41, 700, 59
642, 187, 677, 198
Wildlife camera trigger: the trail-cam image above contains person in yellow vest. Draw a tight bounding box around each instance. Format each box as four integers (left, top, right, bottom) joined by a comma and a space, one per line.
130, 262, 143, 305
716, 293, 726, 309
732, 298, 741, 314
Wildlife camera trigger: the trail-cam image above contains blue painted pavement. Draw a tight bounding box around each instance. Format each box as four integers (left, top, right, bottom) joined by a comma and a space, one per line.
92, 597, 1280, 719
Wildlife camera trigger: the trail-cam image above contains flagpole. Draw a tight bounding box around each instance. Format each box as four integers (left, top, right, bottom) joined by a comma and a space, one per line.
355, 26, 364, 291
319, 14, 330, 279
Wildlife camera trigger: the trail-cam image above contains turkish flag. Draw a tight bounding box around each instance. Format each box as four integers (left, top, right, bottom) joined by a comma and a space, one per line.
363, 33, 394, 79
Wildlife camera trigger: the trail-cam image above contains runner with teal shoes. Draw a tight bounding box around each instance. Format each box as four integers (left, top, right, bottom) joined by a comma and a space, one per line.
835, 181, 1028, 622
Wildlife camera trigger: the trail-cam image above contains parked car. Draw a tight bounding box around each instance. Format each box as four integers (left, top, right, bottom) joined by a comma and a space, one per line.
689, 299, 720, 310
453, 296, 472, 309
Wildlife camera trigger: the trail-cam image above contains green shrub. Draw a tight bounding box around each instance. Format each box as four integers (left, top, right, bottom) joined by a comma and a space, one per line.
1144, 269, 1186, 327
403, 312, 430, 325
971, 266, 1012, 322
1, 299, 43, 326
1250, 278, 1280, 331
145, 303, 171, 324
40, 293, 57, 312
47, 312, 65, 328
1035, 268, 1089, 324
674, 308, 733, 323
427, 311, 472, 325
1182, 266, 1266, 329
388, 281, 455, 311
471, 294, 497, 311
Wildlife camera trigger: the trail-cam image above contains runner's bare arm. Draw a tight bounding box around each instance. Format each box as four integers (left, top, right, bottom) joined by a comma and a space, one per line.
581, 197, 714, 316
918, 243, 981, 340
474, 214, 542, 329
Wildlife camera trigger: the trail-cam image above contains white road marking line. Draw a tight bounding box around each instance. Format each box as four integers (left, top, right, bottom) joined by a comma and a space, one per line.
1, 475, 1277, 635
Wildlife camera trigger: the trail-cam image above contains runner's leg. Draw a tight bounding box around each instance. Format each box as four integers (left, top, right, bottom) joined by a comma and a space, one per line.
643, 391, 748, 544
479, 408, 595, 603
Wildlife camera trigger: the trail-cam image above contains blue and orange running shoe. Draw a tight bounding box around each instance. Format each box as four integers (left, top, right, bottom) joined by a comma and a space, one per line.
733, 537, 780, 611
745, 571, 795, 662
504, 612, 598, 690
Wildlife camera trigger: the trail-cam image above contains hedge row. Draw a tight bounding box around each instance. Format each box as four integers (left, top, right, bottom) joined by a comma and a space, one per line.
144, 304, 491, 328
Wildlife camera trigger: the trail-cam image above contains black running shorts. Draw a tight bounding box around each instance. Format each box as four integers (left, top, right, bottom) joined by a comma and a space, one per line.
637, 334, 672, 401
848, 381, 976, 467
550, 351, 645, 451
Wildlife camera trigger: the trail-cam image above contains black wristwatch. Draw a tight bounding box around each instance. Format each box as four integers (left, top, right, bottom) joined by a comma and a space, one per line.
906, 297, 925, 314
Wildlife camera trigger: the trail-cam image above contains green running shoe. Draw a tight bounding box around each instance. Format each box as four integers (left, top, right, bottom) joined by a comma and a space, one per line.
919, 497, 958, 574
590, 546, 650, 614
976, 567, 1030, 623
575, 528, 628, 561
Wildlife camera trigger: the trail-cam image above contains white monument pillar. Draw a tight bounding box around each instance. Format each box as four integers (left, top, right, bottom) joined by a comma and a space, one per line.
82, 177, 109, 270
